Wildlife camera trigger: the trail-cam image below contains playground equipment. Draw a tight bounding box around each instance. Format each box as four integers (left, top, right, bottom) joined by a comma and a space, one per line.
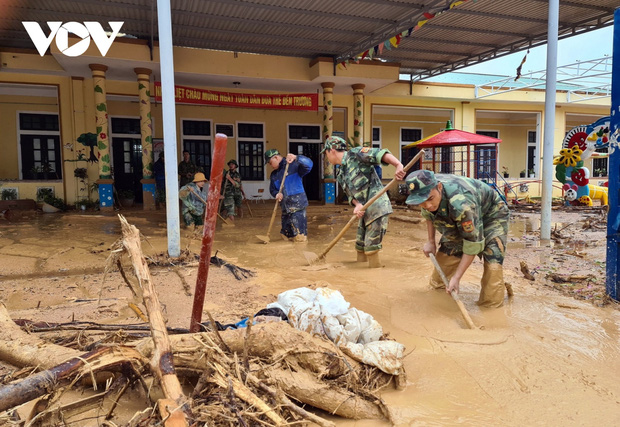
555, 116, 610, 206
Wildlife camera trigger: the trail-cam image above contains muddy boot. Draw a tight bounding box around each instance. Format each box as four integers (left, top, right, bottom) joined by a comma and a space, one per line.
366, 250, 382, 268
293, 234, 307, 243
281, 234, 292, 242
356, 251, 367, 262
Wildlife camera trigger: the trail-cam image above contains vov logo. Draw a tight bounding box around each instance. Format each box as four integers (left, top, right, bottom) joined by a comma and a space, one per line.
23, 22, 124, 57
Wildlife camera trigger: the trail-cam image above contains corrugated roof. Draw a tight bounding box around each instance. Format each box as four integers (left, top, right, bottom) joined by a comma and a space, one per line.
1, 0, 616, 80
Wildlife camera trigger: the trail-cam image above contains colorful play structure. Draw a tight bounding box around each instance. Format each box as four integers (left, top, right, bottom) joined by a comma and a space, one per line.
555, 116, 610, 207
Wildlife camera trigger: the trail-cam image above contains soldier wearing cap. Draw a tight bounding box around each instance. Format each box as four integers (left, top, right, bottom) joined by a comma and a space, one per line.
321, 136, 405, 267
265, 149, 314, 242
221, 159, 243, 221
405, 170, 509, 307
179, 172, 210, 227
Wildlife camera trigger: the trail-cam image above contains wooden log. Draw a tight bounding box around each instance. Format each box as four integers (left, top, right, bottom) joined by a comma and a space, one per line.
118, 215, 187, 412
266, 367, 387, 420
0, 303, 80, 369
135, 322, 354, 378
0, 345, 146, 413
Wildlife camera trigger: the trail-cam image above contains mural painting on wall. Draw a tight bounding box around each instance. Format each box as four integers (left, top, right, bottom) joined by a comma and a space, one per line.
556, 117, 610, 206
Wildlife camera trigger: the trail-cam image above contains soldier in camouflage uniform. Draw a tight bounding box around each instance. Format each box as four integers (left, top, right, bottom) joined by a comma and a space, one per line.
321, 136, 405, 268
405, 170, 509, 307
179, 172, 209, 227
178, 150, 198, 188
221, 159, 243, 221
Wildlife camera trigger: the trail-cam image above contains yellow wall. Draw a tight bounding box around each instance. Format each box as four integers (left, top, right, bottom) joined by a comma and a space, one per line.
0, 42, 611, 204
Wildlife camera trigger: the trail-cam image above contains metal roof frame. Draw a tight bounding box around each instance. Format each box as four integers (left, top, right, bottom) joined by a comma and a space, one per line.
474, 57, 612, 102
0, 0, 617, 81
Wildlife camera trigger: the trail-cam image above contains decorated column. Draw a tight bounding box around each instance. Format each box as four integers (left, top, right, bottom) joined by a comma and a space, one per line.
322, 82, 335, 204
89, 64, 113, 210
135, 68, 156, 210
352, 84, 365, 146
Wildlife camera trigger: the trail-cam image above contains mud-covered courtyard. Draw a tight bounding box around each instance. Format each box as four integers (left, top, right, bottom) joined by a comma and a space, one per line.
0, 201, 618, 426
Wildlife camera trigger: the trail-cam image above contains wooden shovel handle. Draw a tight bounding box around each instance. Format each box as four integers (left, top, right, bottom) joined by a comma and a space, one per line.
428, 253, 479, 330
317, 149, 426, 260
188, 186, 230, 225
266, 162, 290, 237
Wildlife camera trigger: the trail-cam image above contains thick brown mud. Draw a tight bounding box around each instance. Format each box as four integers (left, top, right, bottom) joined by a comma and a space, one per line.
0, 202, 619, 426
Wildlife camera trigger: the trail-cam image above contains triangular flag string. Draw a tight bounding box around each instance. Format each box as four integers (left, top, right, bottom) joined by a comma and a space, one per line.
343, 0, 471, 65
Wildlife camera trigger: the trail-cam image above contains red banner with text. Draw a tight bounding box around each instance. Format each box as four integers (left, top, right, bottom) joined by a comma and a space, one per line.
154, 82, 318, 112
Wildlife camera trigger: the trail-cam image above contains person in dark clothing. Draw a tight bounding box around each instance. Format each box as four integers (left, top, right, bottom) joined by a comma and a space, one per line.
266, 149, 313, 242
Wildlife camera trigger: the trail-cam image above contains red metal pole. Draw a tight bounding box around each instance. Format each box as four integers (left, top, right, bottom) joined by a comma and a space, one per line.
189, 133, 227, 332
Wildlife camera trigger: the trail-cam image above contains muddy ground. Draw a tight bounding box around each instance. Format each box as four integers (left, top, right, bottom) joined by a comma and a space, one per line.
0, 201, 619, 426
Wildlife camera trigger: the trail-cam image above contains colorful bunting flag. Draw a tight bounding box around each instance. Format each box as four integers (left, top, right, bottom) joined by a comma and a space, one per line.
346, 0, 470, 64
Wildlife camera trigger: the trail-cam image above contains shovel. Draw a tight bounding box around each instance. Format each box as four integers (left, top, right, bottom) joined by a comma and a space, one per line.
188, 186, 232, 226
429, 252, 480, 330
304, 149, 425, 265
256, 162, 289, 243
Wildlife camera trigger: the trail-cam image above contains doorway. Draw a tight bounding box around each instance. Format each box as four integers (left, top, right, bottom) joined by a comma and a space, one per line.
112, 137, 143, 202
288, 124, 321, 201
289, 142, 321, 201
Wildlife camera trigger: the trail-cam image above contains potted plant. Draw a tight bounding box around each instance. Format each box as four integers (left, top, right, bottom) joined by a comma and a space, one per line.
501, 166, 509, 178
528, 168, 535, 178
74, 167, 88, 179
520, 169, 526, 178
118, 189, 135, 207
1, 188, 18, 201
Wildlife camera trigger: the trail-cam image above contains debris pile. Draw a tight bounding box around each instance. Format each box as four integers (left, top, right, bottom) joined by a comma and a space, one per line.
0, 217, 405, 426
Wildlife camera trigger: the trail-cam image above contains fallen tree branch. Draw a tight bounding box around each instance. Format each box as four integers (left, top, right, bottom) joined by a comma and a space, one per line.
116, 215, 188, 419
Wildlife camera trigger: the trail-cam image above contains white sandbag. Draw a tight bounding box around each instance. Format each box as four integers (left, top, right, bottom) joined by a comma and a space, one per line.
336, 307, 383, 344
341, 341, 405, 375
277, 287, 316, 313
315, 287, 350, 316
321, 314, 346, 345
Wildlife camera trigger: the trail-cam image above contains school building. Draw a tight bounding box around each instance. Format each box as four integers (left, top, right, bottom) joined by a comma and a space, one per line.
0, 37, 611, 208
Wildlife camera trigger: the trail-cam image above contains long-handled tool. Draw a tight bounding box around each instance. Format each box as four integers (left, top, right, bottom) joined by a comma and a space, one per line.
429, 252, 480, 330
304, 149, 425, 265
256, 162, 289, 244
188, 186, 231, 226
240, 188, 254, 218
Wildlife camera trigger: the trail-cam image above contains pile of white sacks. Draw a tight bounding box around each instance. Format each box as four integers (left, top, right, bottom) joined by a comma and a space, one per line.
267, 286, 405, 375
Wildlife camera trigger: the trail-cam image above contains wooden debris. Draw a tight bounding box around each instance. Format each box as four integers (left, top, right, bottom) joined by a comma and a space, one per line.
0, 217, 402, 425
519, 261, 536, 281
115, 215, 188, 421
546, 273, 592, 283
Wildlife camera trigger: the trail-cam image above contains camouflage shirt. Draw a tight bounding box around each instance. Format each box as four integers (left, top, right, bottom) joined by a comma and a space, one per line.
421, 174, 509, 255
222, 169, 242, 197
179, 182, 207, 216
336, 147, 392, 223
178, 160, 198, 187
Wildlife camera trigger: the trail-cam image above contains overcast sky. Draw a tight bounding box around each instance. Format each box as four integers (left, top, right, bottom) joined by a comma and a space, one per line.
456, 25, 614, 76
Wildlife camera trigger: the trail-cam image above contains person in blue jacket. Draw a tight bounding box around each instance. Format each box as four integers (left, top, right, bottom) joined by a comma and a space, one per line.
266, 149, 313, 242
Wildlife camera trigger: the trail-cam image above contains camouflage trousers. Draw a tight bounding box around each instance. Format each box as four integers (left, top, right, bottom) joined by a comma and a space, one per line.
431, 236, 507, 307
182, 210, 204, 227
355, 215, 389, 254
221, 193, 243, 217
281, 208, 307, 238
438, 215, 508, 264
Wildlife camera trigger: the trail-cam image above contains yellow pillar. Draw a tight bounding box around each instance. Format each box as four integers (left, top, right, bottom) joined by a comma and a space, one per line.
89, 64, 113, 210
322, 82, 336, 204
135, 67, 156, 210
352, 84, 365, 146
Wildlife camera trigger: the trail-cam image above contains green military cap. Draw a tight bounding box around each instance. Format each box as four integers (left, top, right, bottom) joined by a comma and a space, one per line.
320, 136, 348, 153
264, 149, 280, 164
405, 170, 438, 205
227, 159, 238, 167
